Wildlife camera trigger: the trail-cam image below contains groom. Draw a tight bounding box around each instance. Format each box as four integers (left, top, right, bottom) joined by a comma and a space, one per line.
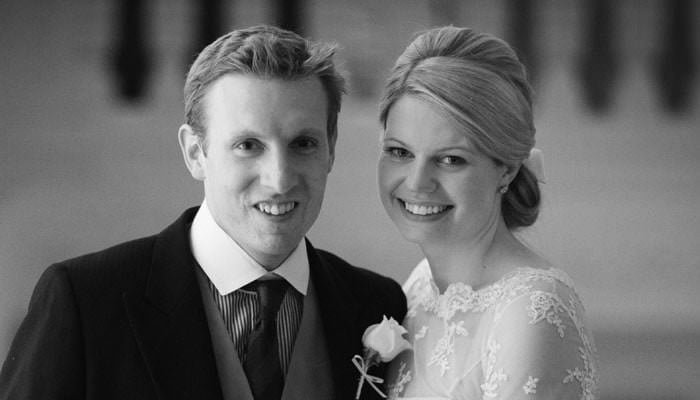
0, 25, 406, 400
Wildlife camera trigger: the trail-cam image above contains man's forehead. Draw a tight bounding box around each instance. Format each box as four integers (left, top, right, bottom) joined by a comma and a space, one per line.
202, 74, 325, 110
202, 74, 328, 137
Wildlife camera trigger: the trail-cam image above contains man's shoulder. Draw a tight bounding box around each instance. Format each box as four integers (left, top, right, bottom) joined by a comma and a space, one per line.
312, 247, 403, 300
46, 234, 158, 294
49, 208, 197, 290
314, 248, 389, 282
311, 246, 408, 331
56, 207, 196, 270
57, 234, 158, 272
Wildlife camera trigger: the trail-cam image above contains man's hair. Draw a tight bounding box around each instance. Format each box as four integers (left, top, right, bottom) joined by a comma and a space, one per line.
184, 25, 346, 146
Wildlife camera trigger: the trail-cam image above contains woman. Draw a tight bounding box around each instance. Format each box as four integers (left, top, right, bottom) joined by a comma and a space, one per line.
378, 27, 599, 399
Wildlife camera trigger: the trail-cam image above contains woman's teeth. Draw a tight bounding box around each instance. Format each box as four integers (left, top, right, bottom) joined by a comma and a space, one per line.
403, 202, 448, 216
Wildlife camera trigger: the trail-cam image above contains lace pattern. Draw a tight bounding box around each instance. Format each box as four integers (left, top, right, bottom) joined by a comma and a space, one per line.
427, 321, 469, 376
528, 291, 568, 337
480, 338, 507, 399
390, 261, 599, 400
387, 362, 412, 400
523, 376, 539, 394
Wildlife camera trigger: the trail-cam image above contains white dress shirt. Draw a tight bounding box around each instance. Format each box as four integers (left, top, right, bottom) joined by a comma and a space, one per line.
189, 200, 307, 373
190, 200, 309, 296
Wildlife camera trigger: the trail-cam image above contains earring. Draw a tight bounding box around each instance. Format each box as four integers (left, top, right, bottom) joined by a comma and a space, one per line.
499, 185, 509, 194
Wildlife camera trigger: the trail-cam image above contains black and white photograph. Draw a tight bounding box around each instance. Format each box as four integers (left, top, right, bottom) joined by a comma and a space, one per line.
1, 1, 699, 399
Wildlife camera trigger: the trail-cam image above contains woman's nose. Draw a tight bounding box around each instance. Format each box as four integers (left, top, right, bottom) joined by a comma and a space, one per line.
405, 161, 437, 193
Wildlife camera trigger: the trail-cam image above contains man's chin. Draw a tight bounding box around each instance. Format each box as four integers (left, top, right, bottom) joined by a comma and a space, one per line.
244, 237, 303, 269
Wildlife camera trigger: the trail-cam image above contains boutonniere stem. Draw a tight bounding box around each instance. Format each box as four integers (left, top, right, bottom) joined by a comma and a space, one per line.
353, 316, 411, 399
352, 353, 386, 399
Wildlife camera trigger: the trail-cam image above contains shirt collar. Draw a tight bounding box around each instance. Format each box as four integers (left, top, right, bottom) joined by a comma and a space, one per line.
190, 200, 309, 296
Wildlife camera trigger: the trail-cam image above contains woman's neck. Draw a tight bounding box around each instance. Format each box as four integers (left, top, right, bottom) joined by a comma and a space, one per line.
421, 218, 522, 293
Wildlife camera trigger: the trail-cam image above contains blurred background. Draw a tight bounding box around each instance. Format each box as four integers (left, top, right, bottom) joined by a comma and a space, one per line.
1, 0, 699, 398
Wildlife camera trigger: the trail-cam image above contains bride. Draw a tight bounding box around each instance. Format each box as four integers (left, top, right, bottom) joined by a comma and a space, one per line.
377, 26, 599, 399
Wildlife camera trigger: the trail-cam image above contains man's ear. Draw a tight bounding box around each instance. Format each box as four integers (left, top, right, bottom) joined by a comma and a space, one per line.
327, 132, 337, 173
178, 124, 206, 181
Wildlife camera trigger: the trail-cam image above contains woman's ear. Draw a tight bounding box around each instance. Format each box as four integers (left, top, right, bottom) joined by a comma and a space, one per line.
178, 124, 206, 181
500, 163, 521, 188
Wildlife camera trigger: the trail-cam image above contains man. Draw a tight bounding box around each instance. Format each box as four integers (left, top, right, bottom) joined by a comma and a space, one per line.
0, 25, 406, 400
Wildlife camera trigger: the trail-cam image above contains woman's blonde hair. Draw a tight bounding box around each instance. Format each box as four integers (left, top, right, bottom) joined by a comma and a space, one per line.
379, 26, 540, 229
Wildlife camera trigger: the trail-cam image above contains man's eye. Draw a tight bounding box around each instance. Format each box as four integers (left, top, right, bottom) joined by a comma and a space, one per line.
233, 139, 263, 153
292, 137, 319, 153
383, 147, 412, 159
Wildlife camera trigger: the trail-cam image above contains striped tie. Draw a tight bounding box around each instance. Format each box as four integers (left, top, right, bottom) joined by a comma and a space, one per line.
243, 280, 287, 400
207, 279, 302, 374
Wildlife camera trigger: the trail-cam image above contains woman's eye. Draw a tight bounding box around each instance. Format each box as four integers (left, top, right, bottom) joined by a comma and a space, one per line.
439, 155, 466, 166
384, 147, 412, 159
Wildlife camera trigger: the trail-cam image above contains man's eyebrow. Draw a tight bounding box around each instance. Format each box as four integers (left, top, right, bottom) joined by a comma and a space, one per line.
296, 127, 326, 137
227, 129, 260, 138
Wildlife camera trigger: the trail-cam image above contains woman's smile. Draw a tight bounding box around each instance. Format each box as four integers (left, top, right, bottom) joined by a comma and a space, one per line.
398, 198, 453, 218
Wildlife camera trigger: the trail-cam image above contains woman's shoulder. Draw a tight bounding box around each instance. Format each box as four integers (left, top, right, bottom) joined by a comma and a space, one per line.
485, 266, 598, 399
487, 265, 600, 398
504, 265, 576, 289
493, 265, 593, 338
490, 244, 578, 297
492, 265, 582, 313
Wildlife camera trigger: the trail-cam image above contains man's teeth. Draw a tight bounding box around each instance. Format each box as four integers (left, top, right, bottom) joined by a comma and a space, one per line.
403, 202, 448, 216
257, 202, 295, 215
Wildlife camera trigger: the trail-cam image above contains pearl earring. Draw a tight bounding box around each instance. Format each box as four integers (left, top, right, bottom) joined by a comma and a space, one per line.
499, 185, 509, 194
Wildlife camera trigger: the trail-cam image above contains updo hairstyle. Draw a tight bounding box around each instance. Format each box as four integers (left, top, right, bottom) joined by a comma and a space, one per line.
379, 26, 540, 229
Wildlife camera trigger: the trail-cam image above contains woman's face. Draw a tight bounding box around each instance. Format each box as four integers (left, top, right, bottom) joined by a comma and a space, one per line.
378, 96, 508, 248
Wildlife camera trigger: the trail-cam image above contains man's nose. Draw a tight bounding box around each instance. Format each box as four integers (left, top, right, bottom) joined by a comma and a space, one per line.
260, 151, 298, 194
405, 161, 437, 193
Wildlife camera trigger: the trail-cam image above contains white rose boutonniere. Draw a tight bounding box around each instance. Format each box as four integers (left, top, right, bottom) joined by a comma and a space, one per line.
353, 315, 411, 399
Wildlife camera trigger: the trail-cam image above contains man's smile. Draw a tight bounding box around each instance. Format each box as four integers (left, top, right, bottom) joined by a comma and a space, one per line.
255, 201, 297, 216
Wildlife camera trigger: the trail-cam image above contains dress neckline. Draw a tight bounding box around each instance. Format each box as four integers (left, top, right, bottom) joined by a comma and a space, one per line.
405, 260, 575, 320
422, 260, 567, 293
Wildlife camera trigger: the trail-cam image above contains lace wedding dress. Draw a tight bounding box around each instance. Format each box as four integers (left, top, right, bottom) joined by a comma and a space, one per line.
385, 259, 599, 400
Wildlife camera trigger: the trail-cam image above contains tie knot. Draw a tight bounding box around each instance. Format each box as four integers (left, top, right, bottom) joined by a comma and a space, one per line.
254, 279, 287, 322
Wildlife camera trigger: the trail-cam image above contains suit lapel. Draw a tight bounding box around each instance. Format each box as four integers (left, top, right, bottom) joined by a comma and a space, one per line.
123, 208, 223, 400
306, 240, 399, 400
195, 266, 254, 400
305, 240, 366, 400
282, 276, 334, 399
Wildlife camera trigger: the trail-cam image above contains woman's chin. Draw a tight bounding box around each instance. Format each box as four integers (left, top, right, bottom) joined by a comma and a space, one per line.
397, 228, 435, 246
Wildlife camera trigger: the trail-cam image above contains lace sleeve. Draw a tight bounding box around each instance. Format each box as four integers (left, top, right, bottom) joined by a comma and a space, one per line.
481, 280, 599, 400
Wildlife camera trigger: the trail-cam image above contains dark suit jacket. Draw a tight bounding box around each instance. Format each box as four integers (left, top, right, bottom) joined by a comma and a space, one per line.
0, 207, 407, 399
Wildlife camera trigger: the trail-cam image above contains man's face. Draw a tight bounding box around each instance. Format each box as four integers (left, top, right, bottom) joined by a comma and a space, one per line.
184, 74, 333, 269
